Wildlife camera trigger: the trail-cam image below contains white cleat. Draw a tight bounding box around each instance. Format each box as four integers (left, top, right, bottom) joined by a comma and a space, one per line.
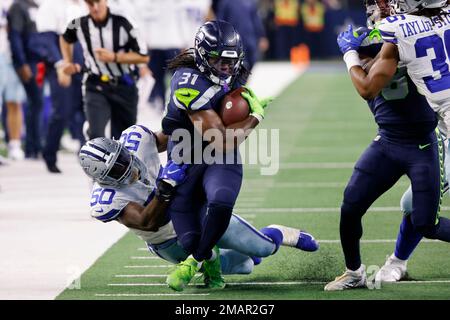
375, 254, 408, 283
324, 265, 367, 291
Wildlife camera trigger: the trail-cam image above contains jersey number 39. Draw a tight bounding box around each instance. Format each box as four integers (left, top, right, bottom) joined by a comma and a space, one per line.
415, 30, 450, 93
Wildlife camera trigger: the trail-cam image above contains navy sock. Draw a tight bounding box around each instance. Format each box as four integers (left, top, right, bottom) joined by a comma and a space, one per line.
194, 204, 233, 261
394, 215, 423, 260
260, 227, 283, 254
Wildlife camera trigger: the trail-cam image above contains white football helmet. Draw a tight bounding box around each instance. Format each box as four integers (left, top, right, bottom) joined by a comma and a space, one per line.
79, 137, 142, 186
390, 0, 447, 14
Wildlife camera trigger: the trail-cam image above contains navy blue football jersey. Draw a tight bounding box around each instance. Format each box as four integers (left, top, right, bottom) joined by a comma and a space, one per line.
162, 67, 230, 136
359, 29, 437, 141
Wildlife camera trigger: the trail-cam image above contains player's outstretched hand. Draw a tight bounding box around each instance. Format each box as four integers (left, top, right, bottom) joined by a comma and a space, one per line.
158, 160, 188, 187
241, 86, 274, 120
337, 25, 368, 54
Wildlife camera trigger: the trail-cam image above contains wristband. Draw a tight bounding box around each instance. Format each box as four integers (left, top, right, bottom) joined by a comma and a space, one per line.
343, 50, 361, 72
250, 113, 263, 123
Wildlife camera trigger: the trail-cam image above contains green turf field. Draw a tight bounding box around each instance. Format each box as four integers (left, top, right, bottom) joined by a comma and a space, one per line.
57, 66, 450, 300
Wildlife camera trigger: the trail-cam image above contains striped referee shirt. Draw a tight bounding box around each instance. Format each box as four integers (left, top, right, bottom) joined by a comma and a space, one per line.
62, 8, 148, 78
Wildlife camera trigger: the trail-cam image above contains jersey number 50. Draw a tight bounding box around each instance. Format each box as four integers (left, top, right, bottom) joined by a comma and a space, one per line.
415, 29, 450, 93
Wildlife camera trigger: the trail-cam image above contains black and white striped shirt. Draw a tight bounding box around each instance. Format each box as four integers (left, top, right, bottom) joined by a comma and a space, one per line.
62, 8, 148, 78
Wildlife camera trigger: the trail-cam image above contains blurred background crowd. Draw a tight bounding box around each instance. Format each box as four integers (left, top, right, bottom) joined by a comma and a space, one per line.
0, 0, 366, 173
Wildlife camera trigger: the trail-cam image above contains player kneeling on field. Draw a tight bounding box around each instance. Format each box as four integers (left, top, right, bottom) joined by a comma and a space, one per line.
79, 125, 319, 290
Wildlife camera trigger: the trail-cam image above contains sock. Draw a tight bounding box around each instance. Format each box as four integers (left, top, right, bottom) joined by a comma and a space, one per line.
260, 227, 283, 254
394, 215, 423, 260
194, 204, 233, 261
340, 203, 364, 271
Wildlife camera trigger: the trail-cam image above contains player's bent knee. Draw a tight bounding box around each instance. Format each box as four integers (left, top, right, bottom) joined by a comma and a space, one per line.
208, 187, 239, 207
413, 223, 438, 239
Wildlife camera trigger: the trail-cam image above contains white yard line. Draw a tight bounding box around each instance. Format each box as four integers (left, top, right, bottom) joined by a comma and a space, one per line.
115, 275, 166, 278
95, 293, 210, 297
107, 280, 450, 287
235, 207, 450, 213
318, 239, 441, 244
131, 256, 161, 260
124, 265, 172, 268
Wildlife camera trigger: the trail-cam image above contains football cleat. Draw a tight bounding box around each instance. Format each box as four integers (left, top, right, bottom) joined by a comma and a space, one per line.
203, 246, 226, 290
375, 254, 408, 283
166, 257, 201, 292
324, 265, 367, 291
267, 225, 319, 252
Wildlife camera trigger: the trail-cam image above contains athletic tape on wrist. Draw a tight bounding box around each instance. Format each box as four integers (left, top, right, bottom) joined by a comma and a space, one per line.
343, 50, 361, 72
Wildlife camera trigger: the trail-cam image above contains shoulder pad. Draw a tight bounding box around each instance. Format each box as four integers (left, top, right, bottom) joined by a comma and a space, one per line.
378, 16, 407, 44
119, 125, 156, 153
171, 69, 222, 111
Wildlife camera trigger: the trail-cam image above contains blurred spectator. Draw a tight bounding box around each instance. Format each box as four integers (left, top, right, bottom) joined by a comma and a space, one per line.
213, 0, 268, 72
301, 0, 326, 58
36, 0, 86, 173
1, 0, 26, 161
60, 0, 149, 140
7, 0, 45, 159
131, 0, 186, 112
178, 0, 212, 49
272, 0, 301, 60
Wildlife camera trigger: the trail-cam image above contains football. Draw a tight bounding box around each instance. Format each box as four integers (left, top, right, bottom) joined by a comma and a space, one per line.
219, 87, 250, 126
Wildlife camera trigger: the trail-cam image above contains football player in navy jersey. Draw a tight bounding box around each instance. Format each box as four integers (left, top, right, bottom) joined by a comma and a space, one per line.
325, 0, 450, 291
161, 20, 273, 291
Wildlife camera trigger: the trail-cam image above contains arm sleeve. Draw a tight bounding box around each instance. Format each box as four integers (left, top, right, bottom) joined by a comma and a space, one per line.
62, 19, 79, 44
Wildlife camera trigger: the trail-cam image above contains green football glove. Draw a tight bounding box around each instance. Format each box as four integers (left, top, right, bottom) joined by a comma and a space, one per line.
241, 86, 274, 121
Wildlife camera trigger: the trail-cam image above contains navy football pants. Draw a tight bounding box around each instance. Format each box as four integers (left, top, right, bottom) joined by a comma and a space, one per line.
340, 134, 443, 270
167, 162, 243, 261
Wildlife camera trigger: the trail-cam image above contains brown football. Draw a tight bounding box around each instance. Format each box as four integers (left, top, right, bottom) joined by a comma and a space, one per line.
219, 87, 250, 126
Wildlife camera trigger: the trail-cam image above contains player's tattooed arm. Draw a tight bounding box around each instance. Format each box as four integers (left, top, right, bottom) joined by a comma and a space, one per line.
188, 109, 259, 152
349, 42, 398, 100
118, 200, 169, 232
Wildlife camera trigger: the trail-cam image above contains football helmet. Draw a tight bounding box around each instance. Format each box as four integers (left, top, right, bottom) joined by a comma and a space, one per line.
389, 0, 447, 14
194, 20, 244, 88
79, 137, 144, 186
365, 0, 392, 27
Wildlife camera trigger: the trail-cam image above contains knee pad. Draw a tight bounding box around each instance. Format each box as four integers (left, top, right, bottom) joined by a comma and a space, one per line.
208, 187, 238, 207
178, 232, 200, 254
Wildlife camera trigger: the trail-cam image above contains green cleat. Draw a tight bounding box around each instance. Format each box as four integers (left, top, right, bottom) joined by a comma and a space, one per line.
166, 257, 201, 292
203, 246, 226, 290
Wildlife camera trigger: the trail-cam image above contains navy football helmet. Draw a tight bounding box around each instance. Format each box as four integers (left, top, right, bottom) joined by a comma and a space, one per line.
194, 20, 245, 88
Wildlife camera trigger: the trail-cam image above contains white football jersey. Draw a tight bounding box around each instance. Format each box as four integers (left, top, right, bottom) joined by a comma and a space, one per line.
378, 7, 450, 133
89, 125, 177, 245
